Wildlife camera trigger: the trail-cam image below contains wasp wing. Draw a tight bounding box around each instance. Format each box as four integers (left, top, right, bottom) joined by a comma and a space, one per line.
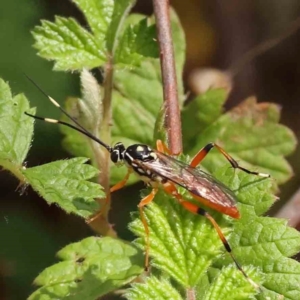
139, 151, 237, 209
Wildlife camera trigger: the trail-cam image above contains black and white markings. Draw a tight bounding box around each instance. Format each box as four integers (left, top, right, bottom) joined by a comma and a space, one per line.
109, 143, 167, 185
110, 142, 126, 164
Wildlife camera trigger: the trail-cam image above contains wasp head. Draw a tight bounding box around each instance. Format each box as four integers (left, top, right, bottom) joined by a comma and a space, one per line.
110, 142, 126, 165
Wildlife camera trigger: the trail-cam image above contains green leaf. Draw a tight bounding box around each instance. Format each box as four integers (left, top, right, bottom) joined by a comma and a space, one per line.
29, 237, 144, 300
106, 0, 137, 52
130, 189, 230, 288
203, 266, 262, 300
115, 18, 159, 67
72, 0, 114, 43
256, 257, 300, 300
215, 169, 300, 300
33, 0, 139, 70
227, 215, 300, 299
112, 8, 186, 150
22, 157, 103, 218
32, 17, 106, 71
126, 276, 183, 300
214, 167, 275, 216
0, 78, 34, 177
129, 165, 300, 299
182, 89, 226, 146
183, 94, 297, 184
73, 0, 137, 54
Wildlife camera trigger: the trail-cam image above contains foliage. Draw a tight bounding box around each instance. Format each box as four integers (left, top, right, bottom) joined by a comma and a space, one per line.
0, 0, 299, 299
28, 237, 143, 300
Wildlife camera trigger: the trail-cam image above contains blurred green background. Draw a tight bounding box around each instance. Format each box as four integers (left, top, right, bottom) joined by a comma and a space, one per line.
1, 0, 300, 299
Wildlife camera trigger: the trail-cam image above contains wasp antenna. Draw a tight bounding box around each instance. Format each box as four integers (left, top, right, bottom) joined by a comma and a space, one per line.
24, 74, 112, 152
24, 110, 112, 153
257, 172, 271, 178
24, 73, 60, 108
48, 96, 60, 108
24, 73, 95, 138
25, 112, 112, 152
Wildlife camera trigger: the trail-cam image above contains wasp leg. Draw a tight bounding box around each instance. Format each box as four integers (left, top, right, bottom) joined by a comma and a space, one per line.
163, 182, 258, 289
138, 188, 158, 271
110, 169, 132, 192
181, 201, 259, 289
190, 143, 270, 177
87, 170, 132, 223
156, 139, 172, 155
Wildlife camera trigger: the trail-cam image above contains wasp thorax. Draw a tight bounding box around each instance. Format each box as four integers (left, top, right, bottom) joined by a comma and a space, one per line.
124, 144, 157, 163
110, 142, 126, 164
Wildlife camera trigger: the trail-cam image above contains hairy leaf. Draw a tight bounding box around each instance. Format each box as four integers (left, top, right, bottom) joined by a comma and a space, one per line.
126, 276, 183, 300
129, 165, 300, 299
130, 187, 230, 288
22, 158, 103, 218
33, 0, 143, 71
203, 266, 262, 300
256, 257, 300, 300
32, 17, 106, 71
182, 89, 226, 145
29, 237, 143, 300
182, 93, 297, 184
106, 0, 137, 52
72, 0, 114, 43
0, 79, 34, 179
115, 18, 159, 67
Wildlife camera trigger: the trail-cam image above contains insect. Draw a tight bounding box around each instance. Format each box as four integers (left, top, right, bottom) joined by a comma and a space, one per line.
25, 76, 270, 288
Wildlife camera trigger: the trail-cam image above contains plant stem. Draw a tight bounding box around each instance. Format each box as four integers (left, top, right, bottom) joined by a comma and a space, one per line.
99, 56, 113, 200
153, 0, 182, 155
0, 160, 26, 183
89, 56, 117, 238
186, 288, 196, 300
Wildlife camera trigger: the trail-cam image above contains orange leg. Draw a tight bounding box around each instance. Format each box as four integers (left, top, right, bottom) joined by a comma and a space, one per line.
110, 169, 132, 192
156, 139, 172, 155
138, 188, 158, 271
190, 143, 270, 177
163, 182, 258, 288
87, 170, 132, 223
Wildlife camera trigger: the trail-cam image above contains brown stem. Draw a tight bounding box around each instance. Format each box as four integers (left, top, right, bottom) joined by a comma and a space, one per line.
89, 56, 117, 238
275, 187, 300, 228
153, 0, 182, 155
186, 288, 196, 300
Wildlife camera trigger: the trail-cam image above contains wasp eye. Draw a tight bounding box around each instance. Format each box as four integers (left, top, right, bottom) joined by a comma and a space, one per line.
111, 142, 125, 163
111, 150, 120, 163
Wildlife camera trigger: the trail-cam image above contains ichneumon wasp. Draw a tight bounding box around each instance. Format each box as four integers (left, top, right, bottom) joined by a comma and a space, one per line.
25, 75, 270, 289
